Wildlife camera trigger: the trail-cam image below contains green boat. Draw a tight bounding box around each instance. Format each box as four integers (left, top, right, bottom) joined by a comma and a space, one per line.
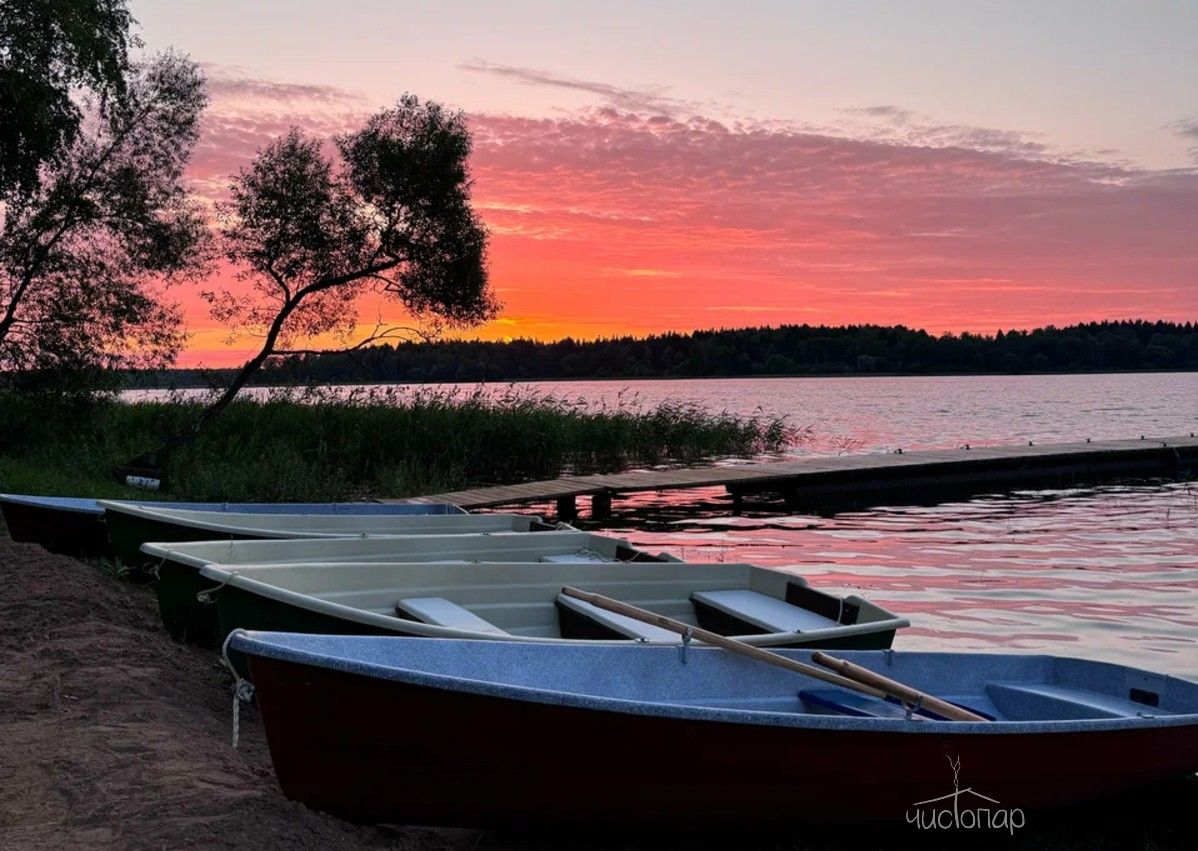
198, 559, 910, 678
142, 530, 664, 646
99, 501, 548, 571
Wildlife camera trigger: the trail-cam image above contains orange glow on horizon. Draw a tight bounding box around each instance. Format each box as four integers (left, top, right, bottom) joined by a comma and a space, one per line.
171, 97, 1198, 368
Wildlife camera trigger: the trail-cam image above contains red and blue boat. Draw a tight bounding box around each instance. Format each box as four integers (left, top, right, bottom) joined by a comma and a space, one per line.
230, 632, 1198, 828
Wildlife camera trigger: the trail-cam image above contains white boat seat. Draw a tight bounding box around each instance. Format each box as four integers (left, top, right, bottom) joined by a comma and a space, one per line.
394, 597, 508, 635
540, 551, 612, 563
690, 589, 840, 633
554, 594, 679, 642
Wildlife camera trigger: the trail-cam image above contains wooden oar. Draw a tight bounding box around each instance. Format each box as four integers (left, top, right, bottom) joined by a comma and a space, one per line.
809, 651, 983, 721
560, 586, 988, 722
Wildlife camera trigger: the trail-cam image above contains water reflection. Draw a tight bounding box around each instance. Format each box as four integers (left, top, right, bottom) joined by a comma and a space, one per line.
130, 373, 1198, 676
585, 479, 1198, 678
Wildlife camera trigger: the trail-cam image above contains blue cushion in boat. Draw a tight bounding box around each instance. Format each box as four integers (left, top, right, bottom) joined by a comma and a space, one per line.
800, 689, 926, 720
691, 589, 840, 633
394, 597, 508, 635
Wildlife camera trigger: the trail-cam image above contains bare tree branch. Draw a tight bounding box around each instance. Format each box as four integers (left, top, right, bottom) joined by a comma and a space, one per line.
270, 321, 434, 357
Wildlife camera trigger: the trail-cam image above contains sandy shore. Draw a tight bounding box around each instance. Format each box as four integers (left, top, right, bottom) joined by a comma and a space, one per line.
1, 537, 1193, 850
0, 539, 475, 850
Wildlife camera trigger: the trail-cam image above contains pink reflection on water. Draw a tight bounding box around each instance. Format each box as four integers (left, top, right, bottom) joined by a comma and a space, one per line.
577, 480, 1198, 677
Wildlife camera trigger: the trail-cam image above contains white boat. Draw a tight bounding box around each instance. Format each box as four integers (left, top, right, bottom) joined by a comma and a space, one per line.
0, 493, 459, 557
149, 528, 683, 646
203, 558, 909, 669
141, 529, 665, 572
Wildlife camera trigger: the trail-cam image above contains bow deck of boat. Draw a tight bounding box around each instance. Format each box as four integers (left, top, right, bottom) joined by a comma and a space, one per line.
401, 434, 1198, 517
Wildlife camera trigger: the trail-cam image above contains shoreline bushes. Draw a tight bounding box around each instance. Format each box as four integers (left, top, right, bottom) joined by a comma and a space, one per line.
0, 386, 795, 501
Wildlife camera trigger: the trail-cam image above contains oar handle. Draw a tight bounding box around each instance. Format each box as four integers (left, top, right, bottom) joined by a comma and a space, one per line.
811, 652, 988, 722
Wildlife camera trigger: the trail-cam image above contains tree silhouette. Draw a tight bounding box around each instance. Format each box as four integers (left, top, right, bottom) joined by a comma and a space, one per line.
0, 51, 208, 377
220, 320, 1198, 385
141, 95, 495, 469
0, 0, 134, 194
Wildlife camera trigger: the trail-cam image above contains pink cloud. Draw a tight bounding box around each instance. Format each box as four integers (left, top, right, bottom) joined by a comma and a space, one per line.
176, 69, 1198, 364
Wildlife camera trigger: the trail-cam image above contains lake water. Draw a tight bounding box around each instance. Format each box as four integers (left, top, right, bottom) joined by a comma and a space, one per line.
132, 372, 1198, 676
601, 481, 1198, 678
129, 371, 1197, 453
481, 373, 1196, 678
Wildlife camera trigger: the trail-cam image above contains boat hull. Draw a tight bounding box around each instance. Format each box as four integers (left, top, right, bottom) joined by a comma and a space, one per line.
0, 499, 110, 557
246, 654, 1198, 828
156, 560, 226, 647
108, 511, 254, 571
1, 494, 462, 560
149, 531, 646, 648
219, 585, 400, 674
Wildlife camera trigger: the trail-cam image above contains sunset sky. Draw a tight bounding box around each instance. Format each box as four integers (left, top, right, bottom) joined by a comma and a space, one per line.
132, 0, 1198, 366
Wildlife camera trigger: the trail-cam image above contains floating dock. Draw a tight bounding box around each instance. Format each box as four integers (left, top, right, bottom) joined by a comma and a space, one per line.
406, 434, 1198, 519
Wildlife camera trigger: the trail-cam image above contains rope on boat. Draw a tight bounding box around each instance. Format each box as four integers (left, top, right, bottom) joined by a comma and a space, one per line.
221, 629, 255, 748
196, 570, 240, 605
145, 558, 165, 581
231, 679, 255, 749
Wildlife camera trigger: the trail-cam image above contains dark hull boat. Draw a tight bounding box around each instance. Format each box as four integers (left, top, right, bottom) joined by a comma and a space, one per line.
205, 560, 907, 682
143, 530, 662, 646
0, 495, 117, 556
0, 494, 462, 558
230, 632, 1198, 829
97, 501, 513, 569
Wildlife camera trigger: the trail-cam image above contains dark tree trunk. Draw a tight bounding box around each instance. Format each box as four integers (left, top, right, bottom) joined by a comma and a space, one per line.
138, 294, 303, 471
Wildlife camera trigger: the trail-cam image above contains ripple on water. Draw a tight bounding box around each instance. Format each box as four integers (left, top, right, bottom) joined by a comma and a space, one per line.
602, 479, 1198, 678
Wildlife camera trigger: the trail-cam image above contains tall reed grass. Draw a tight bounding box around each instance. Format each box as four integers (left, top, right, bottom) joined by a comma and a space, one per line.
0, 386, 795, 501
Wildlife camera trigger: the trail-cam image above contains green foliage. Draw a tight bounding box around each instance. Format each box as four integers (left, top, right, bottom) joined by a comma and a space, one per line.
180, 95, 495, 458
0, 387, 793, 501
0, 0, 134, 193
0, 51, 208, 374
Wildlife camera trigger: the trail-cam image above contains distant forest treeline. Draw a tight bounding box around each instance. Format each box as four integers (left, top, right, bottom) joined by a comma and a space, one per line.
132, 321, 1198, 387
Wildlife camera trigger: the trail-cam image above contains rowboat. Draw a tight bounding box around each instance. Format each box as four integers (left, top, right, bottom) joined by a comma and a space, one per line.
97, 501, 544, 569
229, 632, 1198, 827
0, 493, 461, 557
202, 560, 908, 678
144, 530, 667, 645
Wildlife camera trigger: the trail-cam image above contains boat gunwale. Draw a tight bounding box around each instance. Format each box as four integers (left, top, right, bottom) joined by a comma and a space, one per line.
1, 494, 105, 515
140, 529, 627, 570
200, 561, 911, 646
3, 494, 465, 517
230, 632, 1198, 734
98, 501, 537, 539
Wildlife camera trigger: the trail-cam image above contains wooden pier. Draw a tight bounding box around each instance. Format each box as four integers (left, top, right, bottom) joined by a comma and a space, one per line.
404, 434, 1198, 519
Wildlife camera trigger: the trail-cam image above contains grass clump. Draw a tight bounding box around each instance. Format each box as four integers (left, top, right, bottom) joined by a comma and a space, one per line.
0, 386, 796, 501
